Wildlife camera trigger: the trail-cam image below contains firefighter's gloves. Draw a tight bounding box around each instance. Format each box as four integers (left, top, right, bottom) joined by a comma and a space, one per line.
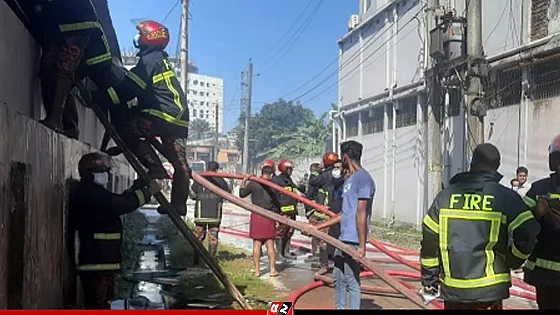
536, 195, 560, 221
132, 178, 161, 198
419, 286, 440, 305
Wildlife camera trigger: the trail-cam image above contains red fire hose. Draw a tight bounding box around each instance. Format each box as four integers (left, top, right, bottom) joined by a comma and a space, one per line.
192, 172, 434, 309
218, 226, 537, 302
201, 172, 536, 295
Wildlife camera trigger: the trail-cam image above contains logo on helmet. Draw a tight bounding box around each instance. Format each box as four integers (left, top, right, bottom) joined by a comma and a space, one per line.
146, 29, 168, 40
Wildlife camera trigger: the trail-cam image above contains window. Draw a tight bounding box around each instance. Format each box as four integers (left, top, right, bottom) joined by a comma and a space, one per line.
346, 114, 359, 137
207, 83, 210, 87
193, 109, 197, 117
193, 90, 197, 96
396, 96, 417, 128
200, 81, 205, 86
206, 92, 210, 96
199, 111, 203, 118
193, 80, 198, 85
362, 106, 384, 134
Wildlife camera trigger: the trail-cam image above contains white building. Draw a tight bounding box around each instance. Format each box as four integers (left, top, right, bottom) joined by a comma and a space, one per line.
122, 53, 224, 134
185, 73, 224, 134
335, 0, 560, 226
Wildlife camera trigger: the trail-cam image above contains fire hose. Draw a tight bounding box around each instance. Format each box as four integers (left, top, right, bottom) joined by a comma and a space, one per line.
220, 228, 536, 306
192, 172, 434, 309
198, 172, 537, 303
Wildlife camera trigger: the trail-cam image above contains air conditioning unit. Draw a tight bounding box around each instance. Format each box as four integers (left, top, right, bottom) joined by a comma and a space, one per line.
348, 14, 360, 30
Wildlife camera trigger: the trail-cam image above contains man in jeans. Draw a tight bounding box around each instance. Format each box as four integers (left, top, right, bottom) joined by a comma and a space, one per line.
310, 140, 375, 309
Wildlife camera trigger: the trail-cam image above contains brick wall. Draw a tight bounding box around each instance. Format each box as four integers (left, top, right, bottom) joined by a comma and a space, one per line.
532, 0, 551, 40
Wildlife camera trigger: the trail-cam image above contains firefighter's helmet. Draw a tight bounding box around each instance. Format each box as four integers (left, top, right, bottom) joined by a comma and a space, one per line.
261, 159, 275, 170
322, 152, 339, 168
78, 152, 112, 179
134, 20, 170, 50
549, 133, 560, 171
278, 159, 294, 173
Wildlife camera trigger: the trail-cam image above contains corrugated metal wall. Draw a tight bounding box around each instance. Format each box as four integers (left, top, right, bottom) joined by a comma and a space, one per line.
0, 2, 135, 308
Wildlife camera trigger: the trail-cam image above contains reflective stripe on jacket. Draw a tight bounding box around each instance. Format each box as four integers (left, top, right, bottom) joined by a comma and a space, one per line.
522, 175, 560, 286
420, 171, 540, 303
272, 173, 299, 214
71, 180, 149, 272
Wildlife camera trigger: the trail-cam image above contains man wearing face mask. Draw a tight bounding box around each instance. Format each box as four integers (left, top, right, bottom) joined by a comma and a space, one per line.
304, 153, 345, 269
521, 133, 560, 309
272, 159, 306, 261
71, 152, 161, 309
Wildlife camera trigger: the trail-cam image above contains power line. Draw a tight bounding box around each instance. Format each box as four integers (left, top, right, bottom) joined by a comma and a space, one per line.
163, 0, 180, 23
265, 5, 423, 103
299, 22, 419, 106
257, 0, 324, 75
288, 6, 424, 104
251, 1, 315, 60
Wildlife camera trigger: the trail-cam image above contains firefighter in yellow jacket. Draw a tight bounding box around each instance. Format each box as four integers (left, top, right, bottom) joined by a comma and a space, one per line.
71, 152, 160, 309
420, 143, 540, 310
521, 133, 560, 309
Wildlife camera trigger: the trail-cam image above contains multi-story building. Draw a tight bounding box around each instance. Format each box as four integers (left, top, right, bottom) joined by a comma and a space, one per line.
335, 0, 560, 226
122, 52, 224, 134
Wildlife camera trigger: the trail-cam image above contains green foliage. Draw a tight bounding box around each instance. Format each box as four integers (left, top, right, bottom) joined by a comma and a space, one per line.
115, 211, 148, 299
233, 99, 332, 162
189, 118, 213, 140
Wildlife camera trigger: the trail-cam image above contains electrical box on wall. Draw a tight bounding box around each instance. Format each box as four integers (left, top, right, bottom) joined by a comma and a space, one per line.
443, 22, 464, 60
429, 27, 444, 60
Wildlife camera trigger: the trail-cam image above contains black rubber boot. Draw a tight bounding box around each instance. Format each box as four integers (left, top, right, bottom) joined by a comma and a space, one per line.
208, 244, 218, 257
282, 238, 297, 260
134, 141, 169, 180
275, 238, 283, 256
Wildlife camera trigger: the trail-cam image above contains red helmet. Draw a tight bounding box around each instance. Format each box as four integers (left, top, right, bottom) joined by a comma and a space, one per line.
278, 159, 294, 173
322, 152, 339, 167
135, 20, 170, 50
261, 159, 276, 170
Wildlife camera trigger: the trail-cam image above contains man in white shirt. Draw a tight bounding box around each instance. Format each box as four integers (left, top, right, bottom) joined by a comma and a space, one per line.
513, 166, 531, 197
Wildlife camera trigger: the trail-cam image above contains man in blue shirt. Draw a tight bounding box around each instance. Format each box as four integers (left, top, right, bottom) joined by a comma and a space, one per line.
311, 140, 375, 309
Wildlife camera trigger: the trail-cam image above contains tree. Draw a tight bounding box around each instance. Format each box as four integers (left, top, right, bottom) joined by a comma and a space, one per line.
261, 112, 332, 160
233, 99, 315, 164
190, 119, 213, 140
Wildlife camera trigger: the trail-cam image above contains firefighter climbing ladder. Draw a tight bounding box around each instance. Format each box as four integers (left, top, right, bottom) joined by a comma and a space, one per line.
86, 99, 252, 310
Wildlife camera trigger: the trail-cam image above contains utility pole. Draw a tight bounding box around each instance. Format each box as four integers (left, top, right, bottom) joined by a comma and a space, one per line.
426, 0, 443, 203
241, 60, 253, 174
214, 102, 219, 161
180, 0, 189, 91
465, 0, 485, 157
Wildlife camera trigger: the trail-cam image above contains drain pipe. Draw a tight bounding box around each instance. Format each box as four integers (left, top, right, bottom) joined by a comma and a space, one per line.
339, 110, 347, 141
390, 101, 397, 225
329, 110, 338, 154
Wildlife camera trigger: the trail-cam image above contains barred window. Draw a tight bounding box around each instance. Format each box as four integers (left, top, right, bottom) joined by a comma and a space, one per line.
362, 106, 384, 134
346, 114, 359, 137
532, 58, 560, 100
490, 68, 522, 108
396, 96, 417, 128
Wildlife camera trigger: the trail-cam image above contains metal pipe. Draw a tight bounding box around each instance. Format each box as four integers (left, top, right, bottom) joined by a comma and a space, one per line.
192, 172, 433, 309
340, 111, 347, 140
329, 110, 337, 153
486, 35, 553, 63
201, 171, 536, 294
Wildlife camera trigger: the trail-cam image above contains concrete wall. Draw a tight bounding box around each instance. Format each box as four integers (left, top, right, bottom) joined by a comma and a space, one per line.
0, 3, 135, 308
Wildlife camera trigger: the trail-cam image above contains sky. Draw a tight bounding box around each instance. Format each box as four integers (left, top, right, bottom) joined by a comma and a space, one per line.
108, 0, 357, 132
